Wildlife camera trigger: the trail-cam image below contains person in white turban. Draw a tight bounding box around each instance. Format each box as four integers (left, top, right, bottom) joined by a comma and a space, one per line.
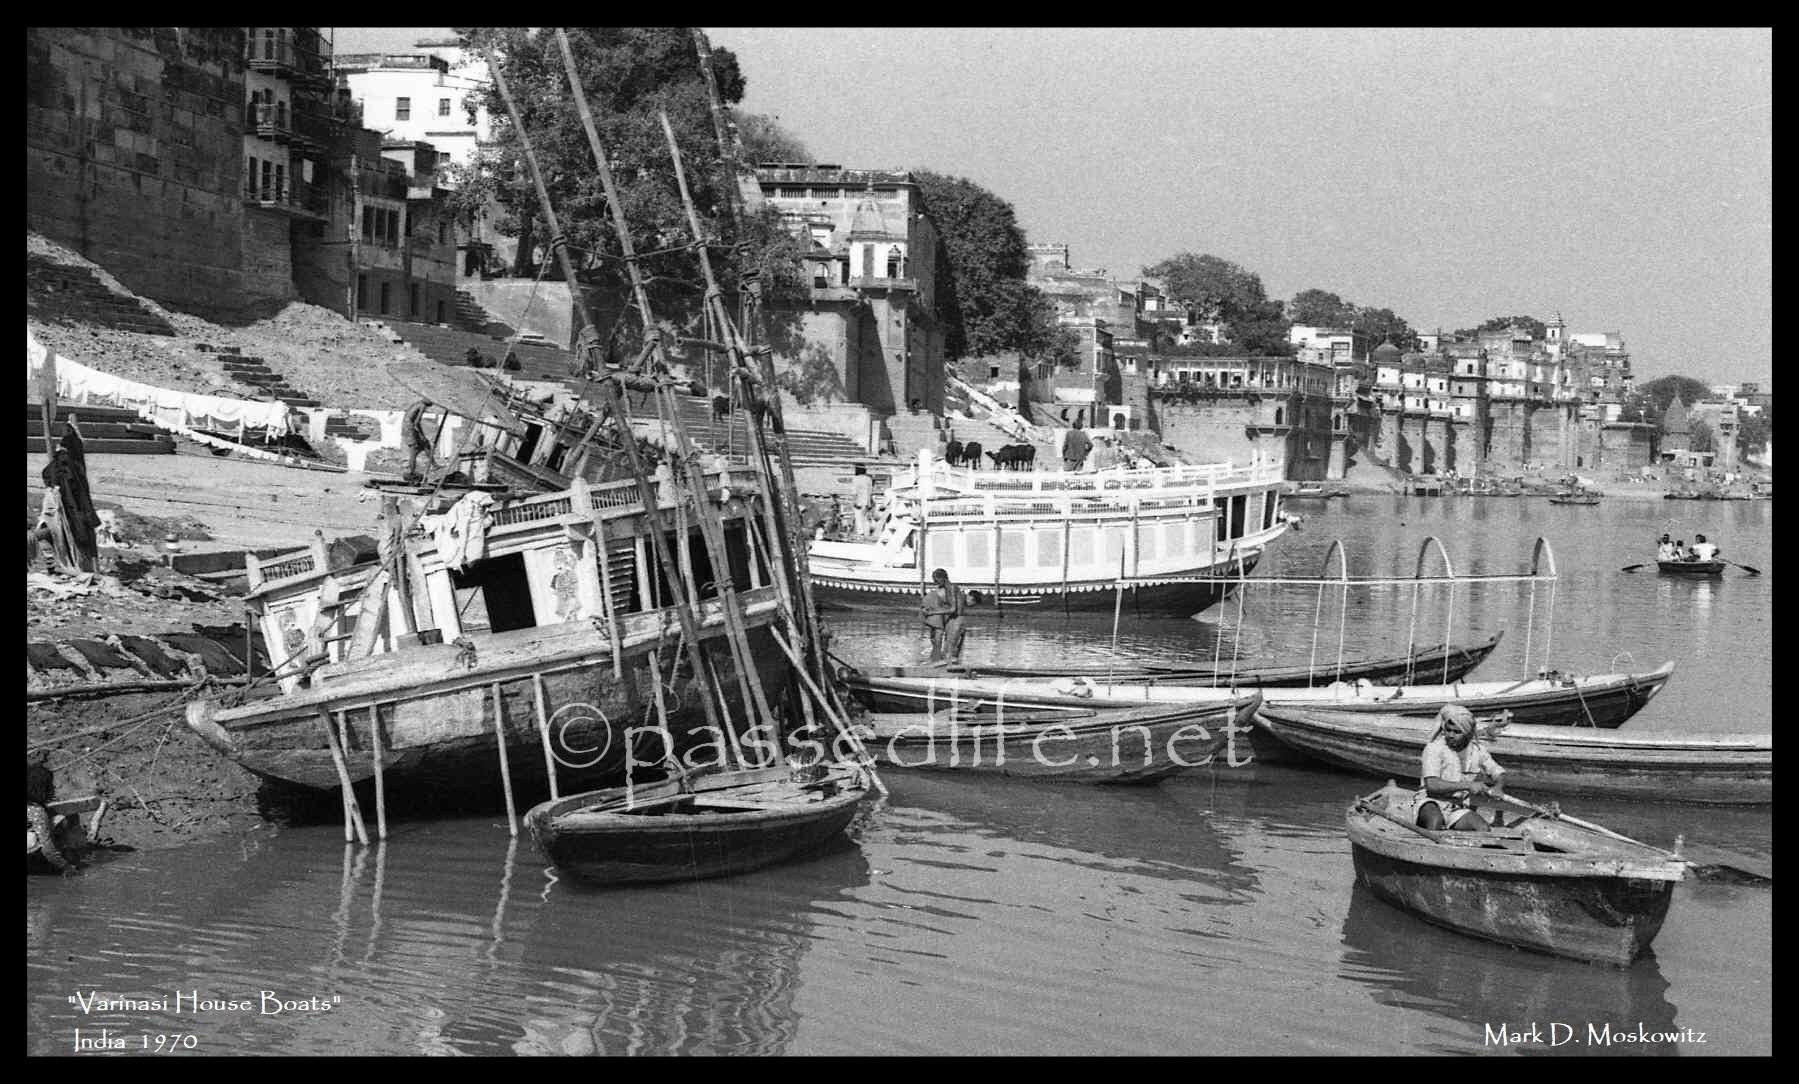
1413, 704, 1505, 832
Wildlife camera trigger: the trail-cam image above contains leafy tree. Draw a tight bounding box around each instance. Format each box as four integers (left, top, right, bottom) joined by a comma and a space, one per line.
1288, 289, 1356, 329
912, 170, 1056, 361
1454, 315, 1548, 342
1737, 411, 1770, 457
452, 27, 791, 346
1688, 419, 1716, 454
1636, 375, 1713, 418
1352, 306, 1420, 355
734, 113, 813, 165
1142, 253, 1292, 355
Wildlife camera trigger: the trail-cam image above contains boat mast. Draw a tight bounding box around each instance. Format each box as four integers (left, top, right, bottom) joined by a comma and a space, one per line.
481, 36, 739, 761
546, 29, 791, 767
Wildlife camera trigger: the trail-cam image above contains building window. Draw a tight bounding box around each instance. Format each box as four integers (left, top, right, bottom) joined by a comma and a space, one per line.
396, 97, 411, 121
439, 220, 449, 245
988, 364, 1001, 380
357, 274, 367, 310
436, 300, 447, 324
439, 97, 451, 116
379, 282, 391, 314
437, 151, 452, 167
409, 283, 420, 317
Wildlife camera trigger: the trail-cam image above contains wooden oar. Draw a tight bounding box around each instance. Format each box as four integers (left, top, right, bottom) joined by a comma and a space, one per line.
1723, 559, 1762, 576
1476, 792, 1770, 885
1619, 563, 1647, 573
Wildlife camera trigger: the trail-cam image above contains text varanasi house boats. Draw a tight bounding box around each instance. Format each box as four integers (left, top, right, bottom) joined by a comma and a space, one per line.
807, 448, 1290, 614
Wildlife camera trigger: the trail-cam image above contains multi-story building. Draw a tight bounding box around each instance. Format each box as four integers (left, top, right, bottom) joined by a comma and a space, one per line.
756, 165, 944, 416
27, 27, 457, 327
335, 44, 489, 172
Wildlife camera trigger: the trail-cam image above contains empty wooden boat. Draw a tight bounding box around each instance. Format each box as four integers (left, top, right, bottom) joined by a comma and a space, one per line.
525, 763, 871, 886
846, 659, 1673, 731
858, 694, 1260, 783
1260, 707, 1771, 804
1347, 783, 1688, 965
909, 632, 1503, 688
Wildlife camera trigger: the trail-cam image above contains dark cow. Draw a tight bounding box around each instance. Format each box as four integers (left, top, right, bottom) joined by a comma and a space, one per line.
960, 441, 983, 469
987, 443, 1037, 471
945, 438, 964, 468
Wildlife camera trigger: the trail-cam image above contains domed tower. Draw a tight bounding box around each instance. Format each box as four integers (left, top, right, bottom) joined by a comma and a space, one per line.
848, 189, 904, 282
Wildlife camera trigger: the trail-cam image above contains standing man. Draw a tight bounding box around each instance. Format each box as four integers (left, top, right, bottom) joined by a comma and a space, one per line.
1062, 418, 1091, 473
850, 464, 875, 538
402, 399, 433, 483
921, 567, 967, 667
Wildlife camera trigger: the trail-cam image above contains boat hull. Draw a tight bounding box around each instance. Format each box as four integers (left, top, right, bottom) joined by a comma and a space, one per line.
526, 772, 869, 885
860, 697, 1256, 783
1260, 707, 1772, 804
185, 623, 790, 796
813, 555, 1262, 616
1349, 840, 1676, 966
1657, 560, 1725, 577
847, 661, 1671, 732
944, 633, 1503, 688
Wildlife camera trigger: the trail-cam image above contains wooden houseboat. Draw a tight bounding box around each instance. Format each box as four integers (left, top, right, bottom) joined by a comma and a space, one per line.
807, 450, 1290, 615
185, 466, 795, 798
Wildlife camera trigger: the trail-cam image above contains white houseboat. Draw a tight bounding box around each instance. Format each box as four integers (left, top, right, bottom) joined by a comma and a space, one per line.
808, 450, 1289, 615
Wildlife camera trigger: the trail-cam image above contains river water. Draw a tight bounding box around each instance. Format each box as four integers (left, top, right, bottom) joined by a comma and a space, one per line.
27, 496, 1772, 1056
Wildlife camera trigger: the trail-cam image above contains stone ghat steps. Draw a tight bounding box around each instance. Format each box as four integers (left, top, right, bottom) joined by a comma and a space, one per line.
452, 289, 515, 339
211, 354, 321, 408
383, 320, 575, 376
27, 628, 273, 690
26, 254, 178, 336
27, 402, 147, 424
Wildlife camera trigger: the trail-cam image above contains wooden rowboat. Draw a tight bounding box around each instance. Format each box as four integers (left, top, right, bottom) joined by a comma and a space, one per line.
525, 763, 871, 886
1657, 559, 1725, 577
847, 659, 1674, 731
1347, 783, 1687, 965
1259, 706, 1771, 804
895, 632, 1504, 688
858, 694, 1260, 783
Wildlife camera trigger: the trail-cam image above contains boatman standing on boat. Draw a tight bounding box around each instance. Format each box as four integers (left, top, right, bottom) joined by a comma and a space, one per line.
1413, 704, 1505, 833
922, 568, 967, 667
850, 464, 875, 538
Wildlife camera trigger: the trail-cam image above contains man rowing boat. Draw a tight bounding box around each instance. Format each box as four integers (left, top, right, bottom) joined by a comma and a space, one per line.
1410, 704, 1506, 833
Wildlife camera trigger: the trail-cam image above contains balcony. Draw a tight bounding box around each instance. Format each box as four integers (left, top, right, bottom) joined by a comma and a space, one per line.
243, 179, 328, 220
848, 275, 916, 293
248, 101, 293, 144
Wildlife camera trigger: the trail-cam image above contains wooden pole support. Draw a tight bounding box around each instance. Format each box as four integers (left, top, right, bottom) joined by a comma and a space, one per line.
491, 681, 518, 837
370, 703, 388, 841
533, 673, 559, 801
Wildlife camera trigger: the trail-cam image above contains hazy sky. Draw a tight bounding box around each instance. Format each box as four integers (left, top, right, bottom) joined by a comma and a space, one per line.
335, 28, 1771, 385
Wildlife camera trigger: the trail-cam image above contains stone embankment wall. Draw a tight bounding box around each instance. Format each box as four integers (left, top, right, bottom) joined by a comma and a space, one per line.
1362, 400, 1655, 476
27, 28, 250, 317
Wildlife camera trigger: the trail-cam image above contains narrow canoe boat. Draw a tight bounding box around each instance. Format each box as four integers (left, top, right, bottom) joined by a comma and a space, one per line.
1547, 493, 1602, 505
1657, 559, 1725, 577
1347, 783, 1687, 965
1259, 706, 1771, 804
846, 659, 1674, 731
858, 693, 1260, 783
889, 631, 1504, 688
524, 763, 871, 886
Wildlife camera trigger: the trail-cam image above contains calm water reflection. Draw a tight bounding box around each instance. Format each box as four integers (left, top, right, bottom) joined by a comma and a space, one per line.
26, 497, 1770, 1055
